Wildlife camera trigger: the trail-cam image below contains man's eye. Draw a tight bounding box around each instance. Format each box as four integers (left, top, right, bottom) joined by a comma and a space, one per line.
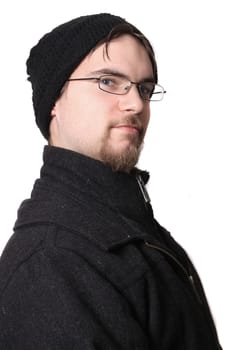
100, 77, 116, 86
140, 84, 154, 96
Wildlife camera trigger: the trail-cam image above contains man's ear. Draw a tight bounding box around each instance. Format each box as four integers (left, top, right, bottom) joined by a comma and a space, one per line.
51, 105, 56, 118
51, 84, 66, 118
49, 104, 58, 146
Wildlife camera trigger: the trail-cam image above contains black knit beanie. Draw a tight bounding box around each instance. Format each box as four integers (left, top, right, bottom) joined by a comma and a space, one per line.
27, 13, 133, 139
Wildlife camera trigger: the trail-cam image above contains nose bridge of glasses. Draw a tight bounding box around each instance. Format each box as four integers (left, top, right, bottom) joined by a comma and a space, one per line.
123, 81, 143, 100
121, 79, 132, 93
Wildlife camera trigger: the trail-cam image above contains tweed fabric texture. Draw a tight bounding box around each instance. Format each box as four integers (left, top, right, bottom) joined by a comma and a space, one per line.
0, 146, 222, 349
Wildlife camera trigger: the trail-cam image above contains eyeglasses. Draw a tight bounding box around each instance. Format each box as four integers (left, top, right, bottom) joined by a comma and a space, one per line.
67, 74, 166, 102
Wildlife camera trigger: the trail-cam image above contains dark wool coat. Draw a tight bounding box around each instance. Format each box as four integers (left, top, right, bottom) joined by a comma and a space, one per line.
0, 146, 222, 349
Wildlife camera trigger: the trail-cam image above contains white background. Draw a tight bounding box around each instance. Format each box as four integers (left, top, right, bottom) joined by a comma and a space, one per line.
0, 1, 232, 348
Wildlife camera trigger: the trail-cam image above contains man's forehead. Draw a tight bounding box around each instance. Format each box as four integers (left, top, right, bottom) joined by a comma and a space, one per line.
73, 36, 153, 78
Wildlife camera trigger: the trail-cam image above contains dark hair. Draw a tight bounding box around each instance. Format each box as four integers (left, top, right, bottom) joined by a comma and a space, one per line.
96, 22, 158, 83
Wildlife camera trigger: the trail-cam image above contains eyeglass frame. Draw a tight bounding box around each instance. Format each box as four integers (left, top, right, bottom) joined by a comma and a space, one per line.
67, 74, 166, 102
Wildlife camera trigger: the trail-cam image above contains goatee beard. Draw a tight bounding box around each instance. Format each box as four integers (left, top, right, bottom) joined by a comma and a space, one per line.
100, 139, 144, 173
99, 115, 145, 172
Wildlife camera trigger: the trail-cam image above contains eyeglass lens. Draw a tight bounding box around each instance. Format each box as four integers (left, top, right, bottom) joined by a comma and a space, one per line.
98, 75, 163, 101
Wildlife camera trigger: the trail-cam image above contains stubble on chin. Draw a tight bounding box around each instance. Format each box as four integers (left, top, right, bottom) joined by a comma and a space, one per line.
98, 114, 147, 172
99, 134, 144, 173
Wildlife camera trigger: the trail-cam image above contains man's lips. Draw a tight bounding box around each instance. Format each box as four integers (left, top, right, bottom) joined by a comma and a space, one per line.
113, 124, 142, 135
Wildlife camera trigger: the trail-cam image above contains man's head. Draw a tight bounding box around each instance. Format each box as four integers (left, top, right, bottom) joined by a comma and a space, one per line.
27, 13, 160, 171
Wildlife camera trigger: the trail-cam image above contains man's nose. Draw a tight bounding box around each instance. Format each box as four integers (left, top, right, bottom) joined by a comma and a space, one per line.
118, 84, 145, 113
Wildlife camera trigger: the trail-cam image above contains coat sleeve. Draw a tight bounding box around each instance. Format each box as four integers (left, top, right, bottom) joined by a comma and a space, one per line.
0, 245, 148, 350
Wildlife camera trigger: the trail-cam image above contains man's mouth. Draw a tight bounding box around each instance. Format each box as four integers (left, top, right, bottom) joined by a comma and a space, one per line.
114, 124, 141, 135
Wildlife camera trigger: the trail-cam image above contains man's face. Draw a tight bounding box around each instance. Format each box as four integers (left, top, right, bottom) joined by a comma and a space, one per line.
50, 34, 153, 172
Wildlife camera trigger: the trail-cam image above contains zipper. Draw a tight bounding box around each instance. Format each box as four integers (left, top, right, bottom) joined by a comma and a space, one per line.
136, 174, 151, 204
144, 241, 202, 303
145, 241, 223, 349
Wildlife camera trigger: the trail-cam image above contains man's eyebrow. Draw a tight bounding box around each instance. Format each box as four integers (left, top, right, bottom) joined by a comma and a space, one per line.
88, 69, 155, 82
88, 69, 127, 78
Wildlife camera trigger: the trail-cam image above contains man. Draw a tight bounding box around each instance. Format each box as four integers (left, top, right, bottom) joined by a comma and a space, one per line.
0, 13, 222, 349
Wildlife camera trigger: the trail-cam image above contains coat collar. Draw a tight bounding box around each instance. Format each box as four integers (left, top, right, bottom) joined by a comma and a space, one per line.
14, 146, 161, 251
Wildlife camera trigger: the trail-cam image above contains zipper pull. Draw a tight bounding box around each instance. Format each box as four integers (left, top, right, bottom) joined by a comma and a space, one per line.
136, 174, 151, 204
189, 275, 203, 304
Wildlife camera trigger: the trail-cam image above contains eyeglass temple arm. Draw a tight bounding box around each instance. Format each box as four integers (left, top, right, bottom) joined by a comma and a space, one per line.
153, 90, 167, 95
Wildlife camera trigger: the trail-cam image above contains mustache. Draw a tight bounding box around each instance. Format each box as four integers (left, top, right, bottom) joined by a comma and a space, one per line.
111, 116, 144, 133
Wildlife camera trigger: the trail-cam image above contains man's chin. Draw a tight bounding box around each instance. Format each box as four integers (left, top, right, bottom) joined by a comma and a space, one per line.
100, 143, 143, 173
